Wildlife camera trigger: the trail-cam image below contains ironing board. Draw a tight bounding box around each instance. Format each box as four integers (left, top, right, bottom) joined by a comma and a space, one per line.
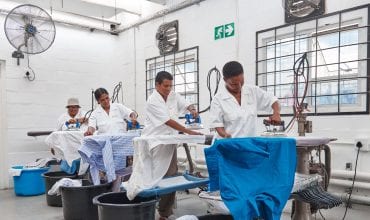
132, 173, 208, 198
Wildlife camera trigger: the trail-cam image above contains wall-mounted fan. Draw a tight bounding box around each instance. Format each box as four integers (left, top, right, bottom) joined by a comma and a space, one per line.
283, 0, 325, 23
4, 4, 56, 65
156, 20, 178, 55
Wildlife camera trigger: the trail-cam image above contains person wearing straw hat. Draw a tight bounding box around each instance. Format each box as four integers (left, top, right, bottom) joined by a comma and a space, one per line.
56, 97, 88, 131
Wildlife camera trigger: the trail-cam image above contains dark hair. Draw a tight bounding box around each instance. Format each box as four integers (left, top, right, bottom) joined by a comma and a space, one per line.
94, 88, 109, 101
222, 61, 244, 79
155, 71, 173, 84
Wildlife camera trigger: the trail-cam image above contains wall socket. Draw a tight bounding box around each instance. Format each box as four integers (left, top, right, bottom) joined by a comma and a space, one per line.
354, 138, 369, 152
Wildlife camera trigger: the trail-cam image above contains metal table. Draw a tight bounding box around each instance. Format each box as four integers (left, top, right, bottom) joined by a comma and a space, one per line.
292, 137, 336, 220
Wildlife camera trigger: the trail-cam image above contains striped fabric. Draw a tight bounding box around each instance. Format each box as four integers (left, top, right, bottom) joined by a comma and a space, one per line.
78, 132, 139, 185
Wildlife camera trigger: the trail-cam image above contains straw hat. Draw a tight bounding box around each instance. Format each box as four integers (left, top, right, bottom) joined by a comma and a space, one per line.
66, 98, 81, 108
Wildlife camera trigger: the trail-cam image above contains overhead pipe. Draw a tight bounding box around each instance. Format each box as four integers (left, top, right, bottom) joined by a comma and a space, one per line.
117, 0, 207, 33
330, 178, 370, 191
331, 170, 370, 182
332, 192, 370, 206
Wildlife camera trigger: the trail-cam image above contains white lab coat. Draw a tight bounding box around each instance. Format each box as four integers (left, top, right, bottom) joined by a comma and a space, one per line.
209, 84, 278, 138
56, 110, 87, 132
88, 103, 134, 135
142, 90, 189, 136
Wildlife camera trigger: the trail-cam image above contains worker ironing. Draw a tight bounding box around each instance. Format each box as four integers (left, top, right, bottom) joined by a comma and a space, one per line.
209, 61, 281, 138
143, 71, 202, 220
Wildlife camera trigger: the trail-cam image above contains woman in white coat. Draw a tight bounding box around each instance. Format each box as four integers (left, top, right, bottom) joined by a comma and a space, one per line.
209, 61, 281, 138
84, 88, 137, 136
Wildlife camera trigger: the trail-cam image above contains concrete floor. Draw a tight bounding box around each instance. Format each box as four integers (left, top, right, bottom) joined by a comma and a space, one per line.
0, 189, 369, 220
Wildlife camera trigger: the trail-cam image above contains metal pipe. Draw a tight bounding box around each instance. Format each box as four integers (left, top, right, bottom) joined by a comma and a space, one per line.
332, 192, 370, 206
332, 170, 370, 182
117, 0, 207, 33
330, 178, 370, 190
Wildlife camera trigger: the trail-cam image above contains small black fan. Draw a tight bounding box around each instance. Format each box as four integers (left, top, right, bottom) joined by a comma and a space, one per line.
156, 20, 179, 55
4, 4, 56, 65
283, 0, 325, 23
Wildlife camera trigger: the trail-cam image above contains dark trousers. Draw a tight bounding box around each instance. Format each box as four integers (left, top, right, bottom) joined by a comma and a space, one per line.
158, 147, 178, 217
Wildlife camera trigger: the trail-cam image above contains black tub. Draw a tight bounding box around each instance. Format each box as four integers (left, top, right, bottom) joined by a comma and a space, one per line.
93, 191, 157, 220
60, 180, 112, 220
42, 171, 77, 207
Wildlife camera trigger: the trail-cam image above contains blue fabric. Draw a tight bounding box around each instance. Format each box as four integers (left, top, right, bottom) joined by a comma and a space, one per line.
204, 137, 296, 220
78, 133, 139, 185
60, 159, 80, 174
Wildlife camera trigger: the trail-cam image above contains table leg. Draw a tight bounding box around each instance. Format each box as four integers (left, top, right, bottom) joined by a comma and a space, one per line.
292, 147, 312, 220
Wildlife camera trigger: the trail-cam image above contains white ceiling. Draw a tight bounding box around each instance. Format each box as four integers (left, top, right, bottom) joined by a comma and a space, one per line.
5, 0, 167, 19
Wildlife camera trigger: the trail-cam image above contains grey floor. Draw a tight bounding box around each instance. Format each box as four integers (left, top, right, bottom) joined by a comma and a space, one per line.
0, 188, 369, 220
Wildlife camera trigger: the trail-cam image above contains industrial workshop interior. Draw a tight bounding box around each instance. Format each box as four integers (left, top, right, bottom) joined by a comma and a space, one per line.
1, 0, 370, 219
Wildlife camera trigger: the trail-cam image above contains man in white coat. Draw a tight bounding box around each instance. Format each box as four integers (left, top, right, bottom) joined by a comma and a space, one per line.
209, 61, 281, 138
143, 71, 201, 220
56, 97, 88, 131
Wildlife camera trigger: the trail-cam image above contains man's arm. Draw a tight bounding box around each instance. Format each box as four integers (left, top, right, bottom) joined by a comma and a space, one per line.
165, 119, 202, 135
215, 127, 231, 138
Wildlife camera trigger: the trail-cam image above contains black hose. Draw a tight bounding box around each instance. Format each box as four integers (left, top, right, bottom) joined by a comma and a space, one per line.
199, 66, 221, 113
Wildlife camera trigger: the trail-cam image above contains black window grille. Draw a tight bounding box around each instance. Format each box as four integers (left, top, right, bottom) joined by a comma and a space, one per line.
145, 47, 199, 109
256, 4, 370, 115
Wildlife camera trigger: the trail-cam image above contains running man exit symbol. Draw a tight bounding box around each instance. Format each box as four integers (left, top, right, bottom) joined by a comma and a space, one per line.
214, 25, 224, 40
214, 22, 235, 40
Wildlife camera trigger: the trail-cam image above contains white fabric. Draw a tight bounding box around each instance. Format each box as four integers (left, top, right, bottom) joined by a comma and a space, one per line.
45, 131, 84, 166
124, 135, 206, 200
199, 191, 231, 214
48, 178, 82, 196
8, 168, 22, 176
294, 136, 334, 146
88, 103, 134, 135
56, 110, 87, 132
176, 215, 198, 220
209, 84, 278, 138
142, 90, 189, 136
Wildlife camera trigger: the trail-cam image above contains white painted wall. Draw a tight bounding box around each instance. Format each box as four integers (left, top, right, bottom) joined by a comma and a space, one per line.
1, 0, 370, 192
0, 21, 133, 188
116, 0, 370, 195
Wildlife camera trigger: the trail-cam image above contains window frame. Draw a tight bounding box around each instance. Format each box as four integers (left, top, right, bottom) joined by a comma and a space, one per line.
256, 4, 370, 116
145, 46, 200, 110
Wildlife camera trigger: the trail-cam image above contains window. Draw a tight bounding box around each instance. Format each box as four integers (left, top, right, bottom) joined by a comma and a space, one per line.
256, 5, 369, 115
146, 47, 199, 108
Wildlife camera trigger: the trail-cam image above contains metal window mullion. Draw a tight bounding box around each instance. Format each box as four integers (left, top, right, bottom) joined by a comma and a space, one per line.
367, 6, 370, 113
315, 18, 318, 114
338, 13, 342, 113
196, 47, 199, 109
274, 28, 277, 96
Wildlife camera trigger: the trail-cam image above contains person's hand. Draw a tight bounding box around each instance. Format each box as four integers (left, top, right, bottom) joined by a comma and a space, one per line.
68, 118, 77, 124
222, 133, 232, 138
84, 130, 93, 136
269, 113, 281, 125
189, 108, 198, 118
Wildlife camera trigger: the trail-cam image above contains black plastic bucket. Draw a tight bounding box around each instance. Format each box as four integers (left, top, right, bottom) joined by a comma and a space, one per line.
93, 191, 157, 220
61, 180, 112, 220
42, 171, 77, 207
198, 214, 234, 220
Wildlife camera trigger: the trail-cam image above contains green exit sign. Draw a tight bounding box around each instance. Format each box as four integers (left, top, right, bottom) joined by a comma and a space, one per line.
214, 22, 235, 40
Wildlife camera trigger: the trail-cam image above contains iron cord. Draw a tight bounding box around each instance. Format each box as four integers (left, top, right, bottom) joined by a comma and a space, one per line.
285, 52, 309, 132
199, 66, 221, 114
